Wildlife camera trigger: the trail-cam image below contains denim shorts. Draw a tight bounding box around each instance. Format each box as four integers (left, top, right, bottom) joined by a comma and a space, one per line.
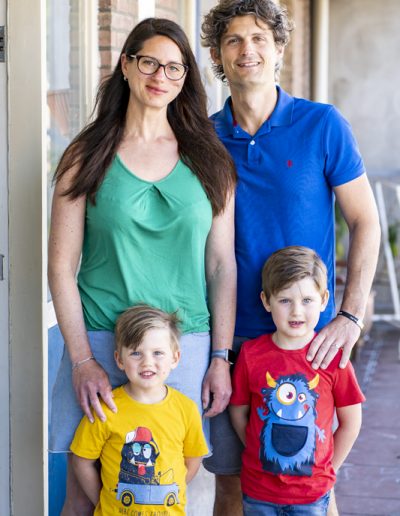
243, 492, 331, 516
49, 330, 211, 453
203, 336, 247, 475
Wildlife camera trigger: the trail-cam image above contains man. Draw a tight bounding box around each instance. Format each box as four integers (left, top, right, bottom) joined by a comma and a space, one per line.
201, 1, 380, 514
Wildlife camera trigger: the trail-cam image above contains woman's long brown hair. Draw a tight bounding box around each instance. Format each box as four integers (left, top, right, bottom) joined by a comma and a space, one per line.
54, 17, 236, 216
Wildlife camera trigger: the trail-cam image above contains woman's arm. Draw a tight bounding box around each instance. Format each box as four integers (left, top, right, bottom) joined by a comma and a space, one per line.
229, 405, 249, 446
184, 456, 203, 484
202, 194, 237, 417
332, 403, 362, 472
71, 454, 101, 506
48, 166, 116, 422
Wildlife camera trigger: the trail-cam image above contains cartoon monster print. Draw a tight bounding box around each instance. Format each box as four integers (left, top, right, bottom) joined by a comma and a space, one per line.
119, 426, 160, 485
257, 372, 325, 476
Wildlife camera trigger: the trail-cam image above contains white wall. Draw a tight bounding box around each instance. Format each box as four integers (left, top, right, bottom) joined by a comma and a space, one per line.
329, 0, 400, 178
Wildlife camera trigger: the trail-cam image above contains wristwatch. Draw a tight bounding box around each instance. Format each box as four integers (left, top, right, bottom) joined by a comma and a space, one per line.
211, 348, 236, 365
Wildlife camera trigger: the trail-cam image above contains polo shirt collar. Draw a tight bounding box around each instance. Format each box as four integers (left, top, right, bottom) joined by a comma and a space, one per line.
214, 85, 294, 137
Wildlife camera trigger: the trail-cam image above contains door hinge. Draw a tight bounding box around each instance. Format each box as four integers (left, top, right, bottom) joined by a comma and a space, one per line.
0, 26, 5, 63
0, 254, 4, 281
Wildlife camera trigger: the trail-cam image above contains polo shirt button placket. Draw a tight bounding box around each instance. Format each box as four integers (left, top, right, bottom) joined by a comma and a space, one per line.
248, 138, 258, 162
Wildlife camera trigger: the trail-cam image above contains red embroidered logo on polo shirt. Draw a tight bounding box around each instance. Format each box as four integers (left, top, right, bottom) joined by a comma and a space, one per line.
287, 160, 293, 168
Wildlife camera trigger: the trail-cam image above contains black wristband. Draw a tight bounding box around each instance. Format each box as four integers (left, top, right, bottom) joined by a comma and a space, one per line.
337, 310, 364, 330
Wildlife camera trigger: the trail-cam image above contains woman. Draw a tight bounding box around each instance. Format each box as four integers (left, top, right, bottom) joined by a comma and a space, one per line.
48, 18, 236, 515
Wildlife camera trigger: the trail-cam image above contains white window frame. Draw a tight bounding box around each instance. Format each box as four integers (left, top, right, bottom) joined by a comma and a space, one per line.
138, 0, 155, 20
8, 0, 47, 513
0, 0, 10, 513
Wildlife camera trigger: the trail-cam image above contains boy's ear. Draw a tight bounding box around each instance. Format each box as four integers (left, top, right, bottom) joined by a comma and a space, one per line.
114, 350, 124, 371
320, 289, 330, 311
170, 350, 181, 370
260, 291, 271, 312
210, 47, 221, 65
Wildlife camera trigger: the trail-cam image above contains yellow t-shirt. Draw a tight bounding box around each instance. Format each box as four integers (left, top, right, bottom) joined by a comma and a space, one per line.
71, 386, 209, 516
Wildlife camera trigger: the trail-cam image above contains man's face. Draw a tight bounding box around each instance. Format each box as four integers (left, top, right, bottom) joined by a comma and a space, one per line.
211, 15, 284, 90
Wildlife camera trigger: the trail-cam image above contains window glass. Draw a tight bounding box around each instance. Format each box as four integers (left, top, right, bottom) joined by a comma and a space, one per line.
46, 0, 97, 300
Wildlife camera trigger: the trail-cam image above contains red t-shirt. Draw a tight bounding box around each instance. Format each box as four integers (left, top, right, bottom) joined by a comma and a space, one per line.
230, 334, 365, 504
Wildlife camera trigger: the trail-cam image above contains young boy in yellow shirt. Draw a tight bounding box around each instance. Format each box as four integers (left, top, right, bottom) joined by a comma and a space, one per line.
70, 304, 208, 515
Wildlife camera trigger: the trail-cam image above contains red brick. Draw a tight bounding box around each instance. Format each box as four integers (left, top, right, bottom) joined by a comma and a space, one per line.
154, 7, 179, 22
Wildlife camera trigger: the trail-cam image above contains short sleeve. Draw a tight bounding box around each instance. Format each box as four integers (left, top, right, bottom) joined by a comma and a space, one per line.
323, 106, 365, 188
230, 345, 250, 406
332, 360, 366, 408
70, 412, 110, 459
183, 402, 209, 458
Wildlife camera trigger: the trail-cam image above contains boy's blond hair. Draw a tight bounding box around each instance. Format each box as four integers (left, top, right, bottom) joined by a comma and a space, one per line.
115, 304, 180, 355
262, 246, 328, 300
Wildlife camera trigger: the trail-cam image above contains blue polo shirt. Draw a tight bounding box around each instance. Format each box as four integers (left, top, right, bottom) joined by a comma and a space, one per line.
211, 86, 365, 338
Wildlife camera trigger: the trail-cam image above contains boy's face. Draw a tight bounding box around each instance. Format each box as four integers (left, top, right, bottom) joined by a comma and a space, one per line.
261, 277, 329, 347
211, 14, 284, 91
115, 327, 180, 394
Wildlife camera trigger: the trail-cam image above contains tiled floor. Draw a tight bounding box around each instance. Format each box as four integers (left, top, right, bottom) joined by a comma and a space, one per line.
186, 322, 400, 516
336, 323, 400, 516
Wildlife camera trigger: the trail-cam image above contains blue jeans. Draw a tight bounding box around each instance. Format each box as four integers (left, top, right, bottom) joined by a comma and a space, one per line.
243, 492, 330, 516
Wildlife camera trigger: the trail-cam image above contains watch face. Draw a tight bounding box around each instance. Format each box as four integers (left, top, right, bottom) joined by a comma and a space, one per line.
227, 349, 236, 365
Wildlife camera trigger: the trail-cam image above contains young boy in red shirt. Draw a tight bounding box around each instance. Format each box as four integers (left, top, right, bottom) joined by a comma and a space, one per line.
230, 246, 365, 515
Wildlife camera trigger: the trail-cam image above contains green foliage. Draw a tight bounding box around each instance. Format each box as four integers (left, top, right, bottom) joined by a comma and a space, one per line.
335, 203, 348, 261
388, 223, 399, 258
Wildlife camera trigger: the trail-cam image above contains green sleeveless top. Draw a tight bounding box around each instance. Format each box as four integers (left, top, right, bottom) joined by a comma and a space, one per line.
77, 155, 213, 333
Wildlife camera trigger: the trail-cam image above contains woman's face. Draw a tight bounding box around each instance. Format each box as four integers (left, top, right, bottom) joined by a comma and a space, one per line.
121, 35, 187, 111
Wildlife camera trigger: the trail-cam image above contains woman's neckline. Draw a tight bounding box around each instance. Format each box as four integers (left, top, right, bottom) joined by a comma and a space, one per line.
116, 153, 181, 185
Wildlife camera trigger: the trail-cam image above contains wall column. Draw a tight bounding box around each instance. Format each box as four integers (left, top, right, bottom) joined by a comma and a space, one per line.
311, 0, 330, 102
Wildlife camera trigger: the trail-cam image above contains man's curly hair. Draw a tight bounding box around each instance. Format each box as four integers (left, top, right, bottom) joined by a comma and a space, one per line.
201, 0, 293, 82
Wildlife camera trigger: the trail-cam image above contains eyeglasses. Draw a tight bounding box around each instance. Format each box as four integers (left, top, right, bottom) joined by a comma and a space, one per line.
129, 54, 188, 81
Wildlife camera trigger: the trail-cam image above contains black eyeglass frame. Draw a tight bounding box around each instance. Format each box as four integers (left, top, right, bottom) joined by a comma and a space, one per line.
128, 54, 189, 81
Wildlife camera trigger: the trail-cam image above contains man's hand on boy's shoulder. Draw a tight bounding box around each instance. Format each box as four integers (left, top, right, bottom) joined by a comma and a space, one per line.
307, 316, 361, 370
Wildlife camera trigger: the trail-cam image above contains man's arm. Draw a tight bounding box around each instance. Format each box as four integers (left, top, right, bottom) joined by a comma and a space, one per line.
332, 404, 362, 472
307, 175, 380, 369
71, 454, 101, 506
229, 405, 250, 446
202, 194, 237, 417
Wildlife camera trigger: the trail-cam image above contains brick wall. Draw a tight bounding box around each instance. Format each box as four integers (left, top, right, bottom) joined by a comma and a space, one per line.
155, 0, 180, 22
98, 0, 182, 79
95, 0, 310, 97
280, 0, 311, 99
98, 0, 138, 79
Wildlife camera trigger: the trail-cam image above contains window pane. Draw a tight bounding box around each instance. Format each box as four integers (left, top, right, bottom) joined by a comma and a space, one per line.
46, 0, 96, 300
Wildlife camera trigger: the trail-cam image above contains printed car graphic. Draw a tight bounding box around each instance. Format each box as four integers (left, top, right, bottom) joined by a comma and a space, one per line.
116, 481, 180, 507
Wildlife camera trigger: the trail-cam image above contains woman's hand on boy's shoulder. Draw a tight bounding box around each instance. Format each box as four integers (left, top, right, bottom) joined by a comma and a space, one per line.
72, 359, 117, 423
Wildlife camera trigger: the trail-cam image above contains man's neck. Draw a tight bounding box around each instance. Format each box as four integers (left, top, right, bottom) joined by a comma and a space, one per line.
230, 83, 278, 136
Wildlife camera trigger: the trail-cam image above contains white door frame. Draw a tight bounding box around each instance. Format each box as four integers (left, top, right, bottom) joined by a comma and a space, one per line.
8, 0, 47, 513
0, 0, 10, 512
